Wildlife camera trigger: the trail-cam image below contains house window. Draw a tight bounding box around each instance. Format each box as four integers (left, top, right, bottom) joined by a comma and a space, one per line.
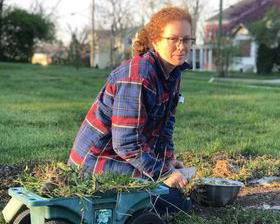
237, 39, 251, 57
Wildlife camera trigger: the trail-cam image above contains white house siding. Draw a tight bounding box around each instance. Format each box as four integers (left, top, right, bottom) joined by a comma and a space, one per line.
230, 29, 257, 73
92, 32, 111, 69
94, 50, 111, 69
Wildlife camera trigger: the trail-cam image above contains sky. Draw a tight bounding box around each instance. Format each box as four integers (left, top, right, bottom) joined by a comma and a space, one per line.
5, 0, 93, 43
5, 0, 240, 44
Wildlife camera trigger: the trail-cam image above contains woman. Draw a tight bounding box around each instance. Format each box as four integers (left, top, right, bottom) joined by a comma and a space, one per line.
67, 6, 195, 214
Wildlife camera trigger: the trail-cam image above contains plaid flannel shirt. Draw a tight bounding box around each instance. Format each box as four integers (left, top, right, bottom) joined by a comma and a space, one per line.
67, 50, 191, 181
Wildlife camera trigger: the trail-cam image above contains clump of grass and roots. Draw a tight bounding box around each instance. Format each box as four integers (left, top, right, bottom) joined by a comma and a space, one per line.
17, 162, 158, 198
177, 151, 280, 184
169, 207, 280, 224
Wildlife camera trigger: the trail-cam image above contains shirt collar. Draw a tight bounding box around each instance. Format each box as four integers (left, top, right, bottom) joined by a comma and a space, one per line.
179, 61, 192, 71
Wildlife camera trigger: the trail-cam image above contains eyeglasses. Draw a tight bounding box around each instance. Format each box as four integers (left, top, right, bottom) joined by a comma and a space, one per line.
162, 37, 196, 46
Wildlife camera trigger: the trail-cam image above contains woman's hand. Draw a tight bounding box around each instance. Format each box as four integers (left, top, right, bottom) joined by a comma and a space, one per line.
163, 170, 187, 188
169, 159, 184, 169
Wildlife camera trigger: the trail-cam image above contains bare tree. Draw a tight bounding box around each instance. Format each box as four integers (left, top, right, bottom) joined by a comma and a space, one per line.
137, 0, 206, 39
90, 0, 95, 67
138, 0, 158, 25
180, 0, 207, 39
69, 32, 81, 70
138, 0, 174, 25
30, 0, 62, 18
97, 0, 135, 67
66, 24, 91, 60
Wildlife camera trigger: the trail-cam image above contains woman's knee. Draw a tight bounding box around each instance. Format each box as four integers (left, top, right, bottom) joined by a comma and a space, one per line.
153, 187, 193, 214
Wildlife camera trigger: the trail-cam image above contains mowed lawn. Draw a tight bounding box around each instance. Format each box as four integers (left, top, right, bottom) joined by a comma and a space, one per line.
1, 62, 280, 165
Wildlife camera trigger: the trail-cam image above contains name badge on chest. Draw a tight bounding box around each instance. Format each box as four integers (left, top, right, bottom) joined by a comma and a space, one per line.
179, 94, 185, 104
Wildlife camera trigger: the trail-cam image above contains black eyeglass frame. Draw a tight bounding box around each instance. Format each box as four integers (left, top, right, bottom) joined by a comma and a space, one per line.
162, 37, 196, 45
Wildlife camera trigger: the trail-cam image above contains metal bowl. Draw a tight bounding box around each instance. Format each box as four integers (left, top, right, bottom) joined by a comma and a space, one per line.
192, 178, 244, 207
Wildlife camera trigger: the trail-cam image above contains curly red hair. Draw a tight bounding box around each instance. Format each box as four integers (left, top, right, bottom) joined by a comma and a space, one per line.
132, 6, 192, 56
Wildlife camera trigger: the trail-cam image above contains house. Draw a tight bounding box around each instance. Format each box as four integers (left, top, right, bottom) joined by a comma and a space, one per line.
91, 28, 138, 69
32, 41, 69, 66
230, 23, 258, 72
31, 53, 52, 66
91, 30, 111, 69
202, 0, 280, 72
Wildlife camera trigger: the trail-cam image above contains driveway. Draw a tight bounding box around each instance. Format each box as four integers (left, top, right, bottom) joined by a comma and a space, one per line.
209, 78, 280, 84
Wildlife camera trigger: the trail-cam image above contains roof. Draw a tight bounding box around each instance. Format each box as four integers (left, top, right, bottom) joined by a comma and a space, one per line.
205, 0, 280, 35
206, 0, 280, 24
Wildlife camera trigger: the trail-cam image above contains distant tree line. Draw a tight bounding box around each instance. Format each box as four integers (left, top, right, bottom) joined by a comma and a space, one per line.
0, 1, 55, 62
2, 0, 278, 74
0, 0, 208, 66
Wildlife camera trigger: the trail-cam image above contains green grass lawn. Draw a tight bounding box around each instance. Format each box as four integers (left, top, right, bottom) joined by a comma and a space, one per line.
1, 62, 280, 164
176, 72, 280, 157
1, 62, 280, 224
0, 63, 109, 164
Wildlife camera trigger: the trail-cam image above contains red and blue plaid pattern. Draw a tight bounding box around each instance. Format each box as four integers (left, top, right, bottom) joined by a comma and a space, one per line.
67, 50, 191, 181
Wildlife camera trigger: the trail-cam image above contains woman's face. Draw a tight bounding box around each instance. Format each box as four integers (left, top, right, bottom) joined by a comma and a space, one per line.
152, 20, 192, 68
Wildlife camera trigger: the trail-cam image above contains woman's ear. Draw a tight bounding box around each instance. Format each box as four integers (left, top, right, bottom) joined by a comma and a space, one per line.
152, 42, 158, 51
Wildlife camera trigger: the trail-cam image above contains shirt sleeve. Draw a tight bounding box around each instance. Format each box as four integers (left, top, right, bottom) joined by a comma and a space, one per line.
111, 77, 173, 181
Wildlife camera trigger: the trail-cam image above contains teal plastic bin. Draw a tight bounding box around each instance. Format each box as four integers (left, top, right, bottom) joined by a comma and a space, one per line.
3, 185, 168, 224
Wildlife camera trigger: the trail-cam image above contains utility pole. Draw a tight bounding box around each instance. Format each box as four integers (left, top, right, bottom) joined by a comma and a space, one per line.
90, 0, 95, 67
217, 0, 224, 77
192, 0, 200, 39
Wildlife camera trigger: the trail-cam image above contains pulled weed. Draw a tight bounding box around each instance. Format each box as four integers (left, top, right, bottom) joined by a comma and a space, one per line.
18, 162, 158, 198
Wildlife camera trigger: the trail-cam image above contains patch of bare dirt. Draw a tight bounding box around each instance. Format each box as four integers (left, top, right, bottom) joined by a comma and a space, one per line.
236, 184, 280, 208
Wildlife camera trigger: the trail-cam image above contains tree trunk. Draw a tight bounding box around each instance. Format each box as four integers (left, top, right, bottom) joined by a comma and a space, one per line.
0, 0, 4, 59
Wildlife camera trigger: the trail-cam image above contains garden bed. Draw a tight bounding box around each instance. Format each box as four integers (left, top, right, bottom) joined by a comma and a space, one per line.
1, 158, 280, 223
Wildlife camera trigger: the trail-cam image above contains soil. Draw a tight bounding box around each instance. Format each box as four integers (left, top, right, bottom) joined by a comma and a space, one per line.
1, 163, 280, 218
